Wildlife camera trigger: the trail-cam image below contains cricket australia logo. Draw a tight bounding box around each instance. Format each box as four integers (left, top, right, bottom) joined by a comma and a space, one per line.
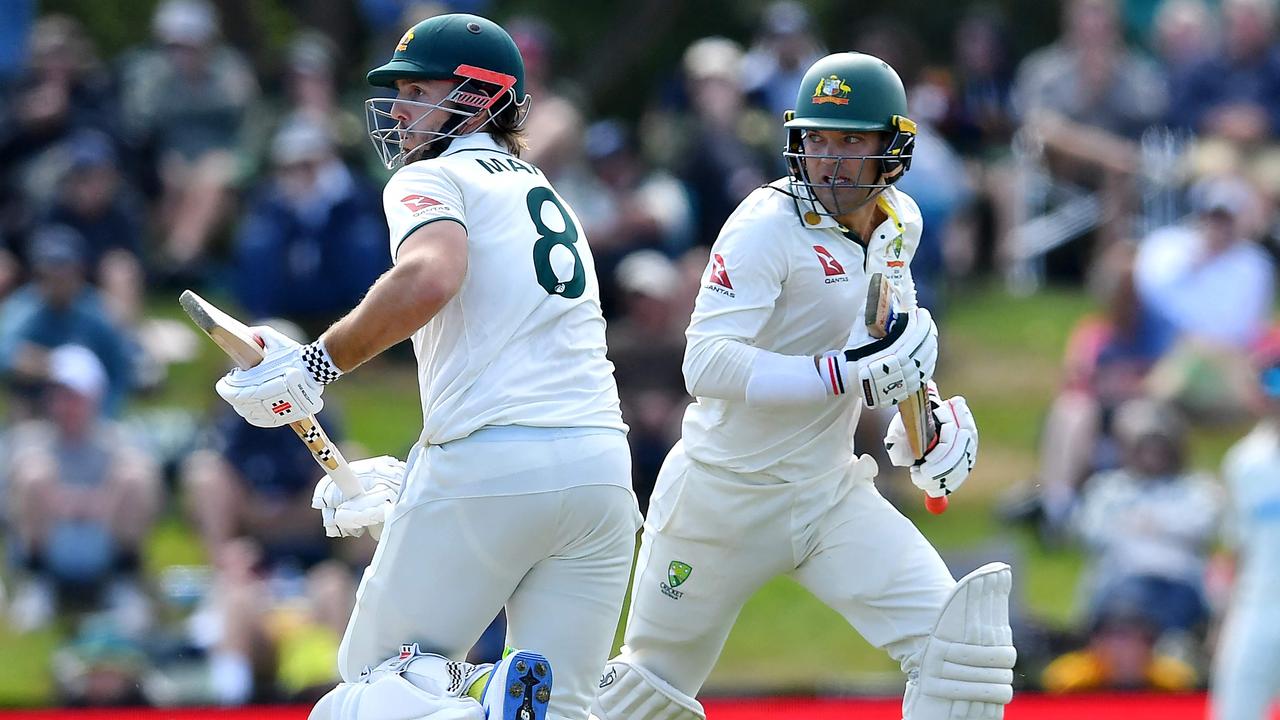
812, 75, 851, 105
660, 560, 692, 600
813, 245, 848, 284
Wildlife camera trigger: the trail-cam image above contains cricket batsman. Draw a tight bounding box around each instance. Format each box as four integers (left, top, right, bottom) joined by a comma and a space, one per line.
591, 52, 1016, 720
212, 13, 641, 720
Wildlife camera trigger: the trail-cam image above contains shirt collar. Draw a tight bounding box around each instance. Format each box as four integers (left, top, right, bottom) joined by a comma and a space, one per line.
439, 132, 506, 157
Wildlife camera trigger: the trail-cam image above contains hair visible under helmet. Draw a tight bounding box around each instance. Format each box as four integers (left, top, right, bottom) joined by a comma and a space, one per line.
780, 52, 916, 222
365, 13, 531, 169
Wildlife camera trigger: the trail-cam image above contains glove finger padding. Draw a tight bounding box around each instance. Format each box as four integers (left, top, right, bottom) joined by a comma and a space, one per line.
216, 366, 324, 428
883, 412, 917, 468
910, 396, 979, 498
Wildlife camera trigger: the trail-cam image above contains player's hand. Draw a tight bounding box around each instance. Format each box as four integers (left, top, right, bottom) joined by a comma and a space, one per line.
215, 327, 339, 428
820, 307, 938, 408
886, 391, 978, 498
311, 455, 405, 539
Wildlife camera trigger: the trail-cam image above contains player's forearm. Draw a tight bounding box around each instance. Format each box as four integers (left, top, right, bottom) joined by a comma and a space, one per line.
684, 335, 828, 406
321, 258, 458, 371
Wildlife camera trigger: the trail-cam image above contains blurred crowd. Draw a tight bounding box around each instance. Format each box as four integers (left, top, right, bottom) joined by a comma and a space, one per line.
0, 0, 1279, 709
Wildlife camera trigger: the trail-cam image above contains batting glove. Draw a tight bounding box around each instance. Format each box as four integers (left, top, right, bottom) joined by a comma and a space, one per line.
885, 389, 978, 499
818, 307, 939, 409
311, 455, 405, 539
215, 327, 342, 428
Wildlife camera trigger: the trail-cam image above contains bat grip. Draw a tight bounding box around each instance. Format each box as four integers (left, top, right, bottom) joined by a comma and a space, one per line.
329, 461, 363, 500
925, 495, 949, 514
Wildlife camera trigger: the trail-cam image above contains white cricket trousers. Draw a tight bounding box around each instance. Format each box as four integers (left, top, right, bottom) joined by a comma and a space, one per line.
623, 441, 955, 696
338, 428, 641, 720
1212, 601, 1280, 719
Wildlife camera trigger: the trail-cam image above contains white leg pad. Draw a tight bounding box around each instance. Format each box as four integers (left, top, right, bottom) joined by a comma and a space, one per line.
903, 562, 1017, 720
310, 644, 486, 720
591, 655, 705, 720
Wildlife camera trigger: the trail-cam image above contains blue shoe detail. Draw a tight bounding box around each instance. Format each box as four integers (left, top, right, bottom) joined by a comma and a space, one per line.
482, 649, 552, 720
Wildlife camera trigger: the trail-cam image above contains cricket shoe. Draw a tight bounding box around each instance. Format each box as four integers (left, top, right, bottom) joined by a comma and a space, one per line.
480, 648, 552, 720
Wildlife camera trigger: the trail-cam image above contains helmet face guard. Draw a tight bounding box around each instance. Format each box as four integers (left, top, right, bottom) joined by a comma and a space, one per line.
781, 113, 916, 218
365, 64, 528, 169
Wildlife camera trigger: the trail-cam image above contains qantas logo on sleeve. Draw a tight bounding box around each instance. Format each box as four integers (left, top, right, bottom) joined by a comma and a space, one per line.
400, 194, 442, 213
813, 245, 849, 283
704, 253, 735, 296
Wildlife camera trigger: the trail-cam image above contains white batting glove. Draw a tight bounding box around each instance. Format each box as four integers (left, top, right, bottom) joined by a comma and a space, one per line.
311, 455, 405, 539
818, 308, 938, 408
885, 390, 978, 499
214, 327, 342, 428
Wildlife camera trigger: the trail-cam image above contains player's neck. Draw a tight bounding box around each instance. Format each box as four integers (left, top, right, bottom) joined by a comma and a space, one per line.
837, 199, 885, 246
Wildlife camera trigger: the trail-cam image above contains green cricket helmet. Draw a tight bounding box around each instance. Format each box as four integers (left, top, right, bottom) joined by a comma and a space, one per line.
781, 52, 916, 218
365, 13, 530, 168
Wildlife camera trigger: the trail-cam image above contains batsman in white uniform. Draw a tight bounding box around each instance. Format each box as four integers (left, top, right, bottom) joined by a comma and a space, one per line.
592, 53, 1015, 720
213, 14, 640, 720
1212, 356, 1280, 720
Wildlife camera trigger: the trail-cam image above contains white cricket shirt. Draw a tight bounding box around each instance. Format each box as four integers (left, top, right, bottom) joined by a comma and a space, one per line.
382, 133, 625, 446
681, 179, 923, 479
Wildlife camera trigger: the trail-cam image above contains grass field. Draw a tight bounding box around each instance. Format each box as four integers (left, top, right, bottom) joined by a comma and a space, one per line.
0, 281, 1248, 703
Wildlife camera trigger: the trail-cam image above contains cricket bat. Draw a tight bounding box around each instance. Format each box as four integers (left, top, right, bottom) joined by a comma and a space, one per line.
864, 273, 948, 515
179, 290, 363, 499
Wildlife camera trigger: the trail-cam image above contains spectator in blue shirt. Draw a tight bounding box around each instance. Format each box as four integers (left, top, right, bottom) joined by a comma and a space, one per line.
233, 119, 388, 334
0, 224, 134, 418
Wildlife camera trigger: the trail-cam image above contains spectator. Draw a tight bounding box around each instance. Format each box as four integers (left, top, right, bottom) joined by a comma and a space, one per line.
5, 345, 161, 635
607, 250, 688, 514
1136, 176, 1274, 421
1072, 398, 1221, 638
1006, 0, 1168, 279
741, 1, 825, 124
1169, 0, 1280, 143
576, 119, 693, 315
0, 14, 120, 254
1009, 240, 1171, 534
244, 30, 369, 182
1150, 0, 1217, 88
233, 120, 388, 333
1040, 596, 1198, 692
1212, 338, 1280, 720
659, 37, 773, 247
507, 17, 588, 179
942, 7, 1016, 159
119, 0, 258, 277
40, 130, 147, 327
0, 225, 134, 418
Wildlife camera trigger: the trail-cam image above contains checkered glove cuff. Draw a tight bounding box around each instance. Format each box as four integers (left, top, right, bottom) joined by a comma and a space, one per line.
302, 340, 343, 385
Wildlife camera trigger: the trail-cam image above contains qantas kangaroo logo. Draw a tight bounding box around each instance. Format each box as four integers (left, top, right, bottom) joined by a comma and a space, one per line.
705, 253, 735, 296
813, 245, 849, 284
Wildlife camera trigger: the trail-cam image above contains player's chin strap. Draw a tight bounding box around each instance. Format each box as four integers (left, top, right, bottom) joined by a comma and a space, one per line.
902, 562, 1016, 720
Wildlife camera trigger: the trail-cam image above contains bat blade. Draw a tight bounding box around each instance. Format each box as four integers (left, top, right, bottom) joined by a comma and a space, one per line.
179, 290, 364, 500
863, 273, 947, 514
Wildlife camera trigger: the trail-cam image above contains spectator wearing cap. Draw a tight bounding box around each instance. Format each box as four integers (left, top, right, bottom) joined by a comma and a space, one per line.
5, 344, 161, 635
0, 224, 135, 418
233, 119, 387, 334
40, 129, 147, 326
1071, 397, 1221, 638
607, 250, 689, 514
119, 0, 258, 277
1134, 176, 1275, 420
1212, 336, 1280, 719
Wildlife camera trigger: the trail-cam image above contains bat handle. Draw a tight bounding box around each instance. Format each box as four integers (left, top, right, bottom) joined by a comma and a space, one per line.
925, 494, 949, 514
